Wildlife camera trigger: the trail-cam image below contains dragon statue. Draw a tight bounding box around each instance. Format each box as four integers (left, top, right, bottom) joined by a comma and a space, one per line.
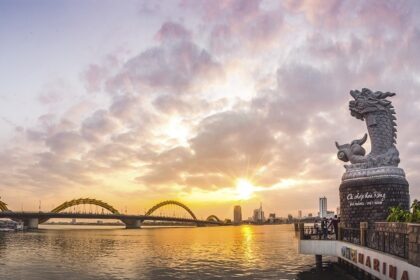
335, 88, 400, 170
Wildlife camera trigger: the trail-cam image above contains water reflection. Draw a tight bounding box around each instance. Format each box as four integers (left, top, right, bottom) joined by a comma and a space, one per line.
241, 225, 254, 264
0, 225, 339, 279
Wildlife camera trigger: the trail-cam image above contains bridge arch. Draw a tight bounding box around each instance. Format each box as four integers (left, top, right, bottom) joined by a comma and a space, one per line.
145, 200, 197, 220
50, 198, 119, 214
0, 199, 9, 212
39, 198, 119, 223
206, 215, 220, 222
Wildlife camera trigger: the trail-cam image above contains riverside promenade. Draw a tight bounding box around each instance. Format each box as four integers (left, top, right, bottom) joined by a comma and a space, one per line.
296, 222, 420, 280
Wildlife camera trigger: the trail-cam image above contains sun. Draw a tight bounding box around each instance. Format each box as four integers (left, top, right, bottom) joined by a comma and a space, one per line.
235, 179, 255, 200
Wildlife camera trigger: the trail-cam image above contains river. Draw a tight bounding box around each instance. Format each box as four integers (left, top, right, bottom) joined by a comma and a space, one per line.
0, 224, 349, 279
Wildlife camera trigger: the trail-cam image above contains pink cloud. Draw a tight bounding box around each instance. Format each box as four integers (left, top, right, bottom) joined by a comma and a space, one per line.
109, 35, 223, 93
81, 110, 119, 142
182, 0, 284, 54
155, 21, 192, 42
45, 131, 86, 156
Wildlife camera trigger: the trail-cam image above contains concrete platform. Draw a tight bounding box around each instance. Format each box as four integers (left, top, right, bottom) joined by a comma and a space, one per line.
298, 240, 419, 280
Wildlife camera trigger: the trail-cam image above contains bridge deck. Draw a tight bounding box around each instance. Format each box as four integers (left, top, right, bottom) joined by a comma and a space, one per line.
0, 211, 221, 225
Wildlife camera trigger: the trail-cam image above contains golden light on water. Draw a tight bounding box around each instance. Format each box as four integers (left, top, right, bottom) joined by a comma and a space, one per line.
241, 225, 255, 263
235, 179, 255, 200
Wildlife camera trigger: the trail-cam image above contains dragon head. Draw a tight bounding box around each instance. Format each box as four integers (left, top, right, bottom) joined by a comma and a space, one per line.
349, 88, 395, 120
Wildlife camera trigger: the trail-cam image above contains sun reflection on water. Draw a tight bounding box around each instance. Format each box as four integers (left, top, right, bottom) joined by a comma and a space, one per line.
241, 225, 255, 263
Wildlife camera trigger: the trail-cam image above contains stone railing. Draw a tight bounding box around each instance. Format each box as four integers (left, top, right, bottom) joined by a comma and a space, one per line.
407, 223, 420, 267
365, 222, 409, 259
295, 223, 337, 240
341, 227, 361, 245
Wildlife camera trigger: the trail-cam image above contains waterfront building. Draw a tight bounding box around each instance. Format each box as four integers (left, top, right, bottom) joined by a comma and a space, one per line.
326, 210, 335, 218
308, 213, 313, 217
268, 213, 276, 223
319, 196, 327, 218
233, 205, 242, 224
252, 203, 265, 223
298, 210, 302, 219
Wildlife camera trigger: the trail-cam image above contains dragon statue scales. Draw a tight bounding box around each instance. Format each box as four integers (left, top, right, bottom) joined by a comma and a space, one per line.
336, 88, 400, 170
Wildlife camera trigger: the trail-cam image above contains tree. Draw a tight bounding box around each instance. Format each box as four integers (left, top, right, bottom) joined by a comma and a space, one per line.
386, 199, 420, 223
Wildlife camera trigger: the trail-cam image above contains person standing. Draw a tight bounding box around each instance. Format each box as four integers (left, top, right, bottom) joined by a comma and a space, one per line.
331, 215, 339, 240
321, 217, 328, 239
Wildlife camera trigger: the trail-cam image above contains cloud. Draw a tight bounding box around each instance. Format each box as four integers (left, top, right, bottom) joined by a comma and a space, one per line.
82, 54, 121, 93
183, 0, 285, 54
107, 21, 224, 95
81, 110, 119, 142
37, 79, 73, 105
155, 21, 192, 42
46, 131, 87, 156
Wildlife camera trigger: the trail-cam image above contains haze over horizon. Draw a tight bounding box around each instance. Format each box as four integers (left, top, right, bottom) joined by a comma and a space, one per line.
1, 0, 420, 219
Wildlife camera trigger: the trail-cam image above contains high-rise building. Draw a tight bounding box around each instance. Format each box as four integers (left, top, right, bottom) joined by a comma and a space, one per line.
326, 210, 335, 218
298, 210, 302, 219
319, 197, 327, 218
252, 203, 265, 223
233, 205, 242, 224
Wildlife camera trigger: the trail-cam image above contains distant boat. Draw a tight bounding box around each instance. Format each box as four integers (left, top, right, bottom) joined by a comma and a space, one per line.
0, 220, 23, 231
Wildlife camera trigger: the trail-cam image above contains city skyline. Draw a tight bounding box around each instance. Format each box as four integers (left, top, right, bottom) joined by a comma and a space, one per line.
1, 1, 420, 219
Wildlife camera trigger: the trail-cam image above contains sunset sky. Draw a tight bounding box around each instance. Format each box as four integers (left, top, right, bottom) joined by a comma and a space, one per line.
1, 0, 420, 220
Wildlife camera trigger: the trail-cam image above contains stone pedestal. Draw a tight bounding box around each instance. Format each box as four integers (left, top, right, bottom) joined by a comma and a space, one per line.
23, 218, 39, 229
339, 167, 409, 228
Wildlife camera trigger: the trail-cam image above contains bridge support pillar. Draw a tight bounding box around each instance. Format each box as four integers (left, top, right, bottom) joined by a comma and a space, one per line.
124, 219, 142, 229
23, 218, 39, 229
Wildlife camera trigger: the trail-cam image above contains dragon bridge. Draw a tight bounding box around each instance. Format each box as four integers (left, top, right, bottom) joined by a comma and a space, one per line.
0, 199, 9, 212
206, 215, 221, 222
39, 198, 119, 223
145, 200, 197, 220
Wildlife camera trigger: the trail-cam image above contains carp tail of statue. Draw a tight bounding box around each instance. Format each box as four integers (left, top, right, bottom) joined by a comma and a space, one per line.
351, 134, 367, 146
